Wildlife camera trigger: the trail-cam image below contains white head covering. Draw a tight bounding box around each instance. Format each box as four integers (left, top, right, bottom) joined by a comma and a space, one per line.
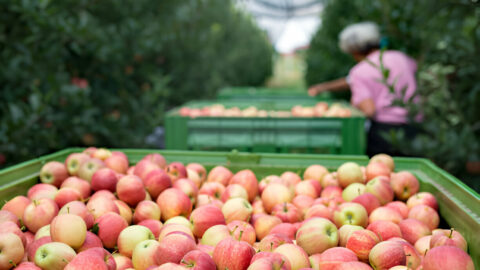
339, 22, 380, 54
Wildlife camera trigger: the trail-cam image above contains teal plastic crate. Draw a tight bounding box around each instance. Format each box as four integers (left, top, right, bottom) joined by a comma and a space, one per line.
165, 100, 366, 154
0, 148, 479, 268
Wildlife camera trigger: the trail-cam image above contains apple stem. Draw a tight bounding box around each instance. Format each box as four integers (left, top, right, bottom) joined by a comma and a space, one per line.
270, 242, 274, 251
280, 260, 285, 268
67, 207, 70, 214
230, 225, 239, 236
33, 200, 39, 206
449, 228, 454, 238
283, 202, 288, 212
424, 249, 428, 257
8, 260, 16, 267
238, 230, 244, 241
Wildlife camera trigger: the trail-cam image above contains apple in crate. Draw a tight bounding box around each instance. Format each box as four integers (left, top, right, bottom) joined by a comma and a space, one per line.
190, 205, 225, 238
23, 198, 59, 233
96, 212, 128, 249
390, 171, 419, 200
132, 239, 160, 270
40, 161, 69, 187
303, 164, 329, 183
368, 240, 406, 270
262, 183, 293, 213
296, 217, 338, 255
422, 246, 474, 270
201, 225, 231, 247
333, 202, 368, 228
257, 233, 293, 252
274, 243, 310, 270
207, 166, 233, 186
213, 235, 255, 270
337, 162, 364, 188
27, 183, 58, 201
166, 162, 187, 182
155, 232, 197, 265
133, 200, 161, 224
117, 225, 155, 258
181, 250, 216, 270
34, 242, 76, 270
1, 195, 31, 221
229, 169, 259, 202
309, 247, 358, 270
61, 177, 91, 199
50, 214, 87, 249
116, 175, 146, 207
157, 188, 192, 221
78, 158, 106, 182
430, 228, 468, 251
0, 233, 24, 269
65, 153, 90, 176
222, 198, 253, 223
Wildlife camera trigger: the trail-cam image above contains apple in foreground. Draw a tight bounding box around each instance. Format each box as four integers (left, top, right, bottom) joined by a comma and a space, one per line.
309, 247, 358, 270
296, 217, 338, 255
333, 202, 368, 228
50, 214, 87, 249
190, 205, 226, 238
200, 225, 231, 247
96, 212, 128, 249
156, 233, 197, 265
368, 240, 406, 270
0, 233, 24, 269
23, 198, 59, 233
213, 236, 255, 270
40, 161, 69, 187
157, 188, 192, 221
34, 242, 76, 270
1, 195, 31, 220
345, 229, 380, 261
390, 171, 419, 200
274, 243, 310, 270
180, 250, 216, 270
117, 225, 155, 258
337, 162, 364, 188
132, 239, 160, 270
422, 246, 474, 270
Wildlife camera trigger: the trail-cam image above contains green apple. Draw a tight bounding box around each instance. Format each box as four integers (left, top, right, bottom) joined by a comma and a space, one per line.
35, 242, 76, 270
296, 217, 338, 255
0, 233, 24, 269
132, 239, 160, 270
333, 202, 368, 228
117, 225, 155, 257
342, 183, 366, 202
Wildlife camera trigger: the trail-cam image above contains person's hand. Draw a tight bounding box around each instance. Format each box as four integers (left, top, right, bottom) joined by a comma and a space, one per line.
308, 83, 330, 96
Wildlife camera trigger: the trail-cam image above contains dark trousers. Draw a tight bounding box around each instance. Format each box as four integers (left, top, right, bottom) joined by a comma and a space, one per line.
367, 121, 417, 157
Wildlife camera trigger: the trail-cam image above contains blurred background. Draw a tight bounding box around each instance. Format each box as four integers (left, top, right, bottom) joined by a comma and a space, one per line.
1, 0, 479, 190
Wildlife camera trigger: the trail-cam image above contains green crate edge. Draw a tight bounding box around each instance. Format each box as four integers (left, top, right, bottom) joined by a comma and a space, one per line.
0, 148, 479, 269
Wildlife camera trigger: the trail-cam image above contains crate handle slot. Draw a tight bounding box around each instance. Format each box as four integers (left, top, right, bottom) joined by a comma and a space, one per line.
226, 150, 261, 165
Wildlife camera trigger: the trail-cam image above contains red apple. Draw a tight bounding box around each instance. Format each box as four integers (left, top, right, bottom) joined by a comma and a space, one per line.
105, 153, 129, 174
254, 215, 282, 240
368, 240, 406, 270
368, 206, 403, 224
142, 153, 166, 169
310, 247, 358, 270
365, 161, 391, 182
229, 169, 259, 202
213, 236, 255, 270
158, 223, 194, 241
157, 188, 192, 221
58, 201, 94, 229
1, 196, 30, 221
295, 181, 319, 198
399, 219, 431, 245
54, 187, 82, 208
0, 221, 26, 247
257, 233, 293, 252
113, 253, 133, 270
166, 162, 188, 182
181, 250, 216, 270
137, 219, 163, 239
133, 200, 161, 224
0, 233, 24, 269
406, 192, 438, 211
430, 228, 467, 251
385, 201, 409, 219
23, 198, 59, 233
77, 231, 103, 252
27, 236, 51, 262
221, 184, 249, 202
271, 203, 302, 223
345, 229, 380, 261
174, 178, 199, 204
27, 183, 58, 201
14, 262, 41, 270
251, 252, 291, 270
365, 176, 393, 205
86, 196, 119, 220
370, 154, 395, 171
321, 173, 340, 188
296, 217, 338, 255
262, 183, 293, 213
292, 195, 314, 216
366, 220, 402, 241
199, 182, 226, 200
408, 205, 439, 230
60, 177, 91, 200
390, 171, 420, 200
116, 175, 146, 207
50, 214, 87, 249
222, 198, 253, 223
337, 162, 364, 188
303, 165, 329, 183
134, 160, 161, 181
304, 204, 332, 221
0, 210, 19, 226
156, 232, 197, 265
114, 200, 133, 224
96, 212, 128, 249
207, 166, 233, 186
321, 186, 343, 199
351, 193, 380, 215
227, 221, 256, 245
39, 161, 69, 187
64, 247, 114, 270
190, 205, 226, 238
78, 158, 106, 182
143, 169, 172, 200
281, 171, 302, 186
91, 168, 118, 192
414, 235, 431, 255
274, 243, 310, 270
186, 163, 207, 185
423, 246, 474, 270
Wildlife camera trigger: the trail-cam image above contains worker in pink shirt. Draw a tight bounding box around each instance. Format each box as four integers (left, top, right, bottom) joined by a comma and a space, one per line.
308, 22, 418, 156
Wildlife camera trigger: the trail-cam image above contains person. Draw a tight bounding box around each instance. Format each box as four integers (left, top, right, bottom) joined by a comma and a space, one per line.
308, 22, 418, 156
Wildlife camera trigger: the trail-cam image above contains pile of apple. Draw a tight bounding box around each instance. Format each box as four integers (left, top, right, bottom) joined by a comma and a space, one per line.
0, 148, 475, 270
178, 102, 352, 118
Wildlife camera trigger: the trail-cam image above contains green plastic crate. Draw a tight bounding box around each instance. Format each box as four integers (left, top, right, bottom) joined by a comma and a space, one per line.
0, 148, 479, 268
165, 100, 366, 154
217, 87, 333, 102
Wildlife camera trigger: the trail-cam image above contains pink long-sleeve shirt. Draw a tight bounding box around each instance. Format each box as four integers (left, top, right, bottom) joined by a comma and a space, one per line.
348, 50, 417, 124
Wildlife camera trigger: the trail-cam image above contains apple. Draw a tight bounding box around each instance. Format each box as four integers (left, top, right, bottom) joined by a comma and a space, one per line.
65, 153, 90, 176
137, 219, 163, 239
59, 201, 94, 228
351, 193, 380, 215
345, 229, 380, 261
271, 203, 301, 223
132, 239, 160, 270
295, 181, 319, 198
165, 216, 192, 229
166, 162, 188, 182
227, 221, 256, 245
34, 224, 50, 240
78, 158, 106, 182
321, 186, 343, 199
368, 240, 406, 270
142, 153, 166, 169
27, 236, 52, 262
156, 233, 197, 265
222, 197, 253, 223
390, 171, 419, 200
91, 148, 112, 160
342, 183, 366, 202
86, 196, 119, 220
248, 257, 290, 270
34, 242, 76, 270
133, 200, 161, 224
423, 246, 474, 270
274, 243, 310, 270
23, 198, 59, 233
40, 161, 69, 187
134, 160, 161, 181
2, 196, 31, 220
186, 163, 207, 185
334, 261, 373, 270
181, 250, 216, 270
114, 200, 133, 224
77, 231, 103, 252
61, 177, 91, 199
365, 161, 391, 182
142, 169, 172, 201
406, 192, 438, 211
153, 263, 188, 270
0, 233, 24, 269
105, 153, 129, 174
116, 175, 146, 207
254, 215, 282, 240
408, 205, 439, 230
296, 217, 338, 255
157, 188, 192, 221
221, 184, 249, 202
199, 182, 226, 200
213, 236, 255, 270
96, 212, 128, 249
281, 171, 302, 186
83, 147, 97, 156
188, 205, 225, 238
91, 189, 116, 200
91, 168, 118, 192
27, 183, 58, 201
201, 225, 231, 246
368, 206, 403, 224
250, 252, 292, 269
365, 176, 394, 205
0, 210, 19, 227
14, 262, 41, 270
303, 165, 329, 183
337, 162, 364, 188
117, 225, 155, 257
257, 233, 293, 252
158, 223, 194, 241
229, 169, 259, 202
333, 202, 368, 228
64, 247, 115, 270
366, 220, 402, 241
174, 178, 199, 204
414, 235, 431, 255
262, 183, 293, 213
292, 195, 314, 216
302, 204, 330, 221
399, 219, 431, 245
321, 173, 340, 188
113, 253, 134, 270
50, 214, 87, 249
391, 239, 422, 269
430, 228, 467, 251
207, 166, 233, 186
54, 187, 82, 208
309, 247, 358, 270
385, 201, 409, 219
370, 154, 395, 171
